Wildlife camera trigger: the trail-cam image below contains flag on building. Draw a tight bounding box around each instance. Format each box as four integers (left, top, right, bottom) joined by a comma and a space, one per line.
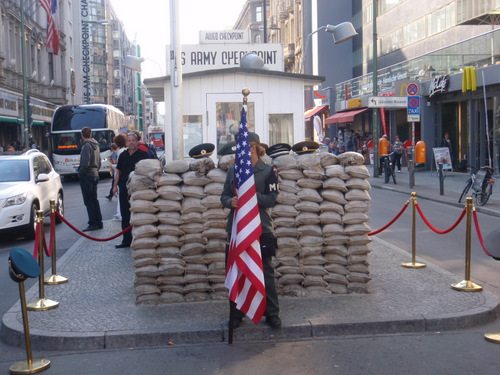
224, 105, 266, 325
38, 0, 60, 55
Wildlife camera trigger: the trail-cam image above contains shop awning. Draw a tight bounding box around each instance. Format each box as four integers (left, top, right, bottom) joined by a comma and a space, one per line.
0, 117, 45, 126
304, 105, 329, 120
325, 108, 368, 124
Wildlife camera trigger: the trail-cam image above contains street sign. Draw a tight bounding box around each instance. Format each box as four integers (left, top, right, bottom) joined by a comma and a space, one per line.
406, 83, 419, 96
368, 96, 407, 108
407, 95, 420, 122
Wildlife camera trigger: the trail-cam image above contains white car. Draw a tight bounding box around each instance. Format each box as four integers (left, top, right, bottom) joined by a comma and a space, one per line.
0, 149, 64, 239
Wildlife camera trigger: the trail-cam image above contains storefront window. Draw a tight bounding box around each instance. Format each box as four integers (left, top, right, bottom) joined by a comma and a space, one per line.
268, 114, 293, 146
216, 102, 255, 151
183, 115, 202, 157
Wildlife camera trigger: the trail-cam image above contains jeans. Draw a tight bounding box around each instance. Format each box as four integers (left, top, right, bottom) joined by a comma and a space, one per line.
118, 182, 132, 245
79, 175, 102, 227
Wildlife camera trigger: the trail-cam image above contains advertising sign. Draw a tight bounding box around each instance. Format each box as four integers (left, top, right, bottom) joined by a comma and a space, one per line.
368, 96, 407, 108
432, 147, 453, 171
168, 44, 284, 73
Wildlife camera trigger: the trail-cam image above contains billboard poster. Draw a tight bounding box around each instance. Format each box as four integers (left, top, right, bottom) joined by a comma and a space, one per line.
432, 147, 452, 170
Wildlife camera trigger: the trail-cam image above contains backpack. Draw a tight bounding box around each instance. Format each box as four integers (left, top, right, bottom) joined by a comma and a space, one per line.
138, 141, 158, 159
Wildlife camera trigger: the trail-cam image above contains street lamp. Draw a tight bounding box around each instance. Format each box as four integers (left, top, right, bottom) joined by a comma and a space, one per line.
299, 22, 357, 74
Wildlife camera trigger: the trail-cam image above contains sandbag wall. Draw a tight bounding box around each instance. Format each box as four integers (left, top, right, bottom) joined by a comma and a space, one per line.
128, 151, 372, 305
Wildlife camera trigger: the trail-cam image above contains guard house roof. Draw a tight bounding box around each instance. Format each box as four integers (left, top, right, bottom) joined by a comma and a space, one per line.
144, 67, 325, 103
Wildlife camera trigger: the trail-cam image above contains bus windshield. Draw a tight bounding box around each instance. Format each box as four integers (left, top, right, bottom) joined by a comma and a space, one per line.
52, 107, 106, 131
52, 130, 114, 155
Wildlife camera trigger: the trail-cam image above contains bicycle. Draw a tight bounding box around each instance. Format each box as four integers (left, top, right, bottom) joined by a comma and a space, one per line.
458, 166, 494, 206
381, 152, 397, 184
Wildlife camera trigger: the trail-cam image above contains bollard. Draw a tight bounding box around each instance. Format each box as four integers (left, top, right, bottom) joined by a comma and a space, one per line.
402, 192, 426, 268
27, 210, 59, 311
8, 247, 51, 374
451, 198, 482, 291
44, 200, 68, 285
438, 163, 444, 195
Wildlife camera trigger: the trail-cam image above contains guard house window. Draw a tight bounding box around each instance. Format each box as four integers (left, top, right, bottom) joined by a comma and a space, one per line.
184, 115, 203, 158
268, 114, 293, 146
256, 6, 262, 23
216, 102, 255, 153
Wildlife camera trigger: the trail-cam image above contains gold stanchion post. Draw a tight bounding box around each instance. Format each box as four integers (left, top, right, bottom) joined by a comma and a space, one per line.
9, 281, 51, 374
451, 198, 482, 291
44, 200, 68, 285
402, 192, 426, 268
27, 211, 59, 311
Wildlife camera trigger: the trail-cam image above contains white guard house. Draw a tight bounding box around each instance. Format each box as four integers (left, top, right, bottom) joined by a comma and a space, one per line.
144, 35, 324, 159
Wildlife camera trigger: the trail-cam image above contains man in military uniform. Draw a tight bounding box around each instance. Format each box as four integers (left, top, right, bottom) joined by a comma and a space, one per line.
221, 132, 281, 329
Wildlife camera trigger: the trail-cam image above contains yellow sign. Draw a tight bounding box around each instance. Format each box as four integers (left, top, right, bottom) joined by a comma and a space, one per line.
347, 98, 361, 108
462, 66, 477, 92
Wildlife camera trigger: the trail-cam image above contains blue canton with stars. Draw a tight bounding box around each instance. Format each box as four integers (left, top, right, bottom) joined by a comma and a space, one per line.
234, 105, 253, 189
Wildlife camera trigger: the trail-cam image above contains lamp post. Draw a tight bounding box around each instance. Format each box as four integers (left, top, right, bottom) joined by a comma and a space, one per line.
299, 22, 357, 74
20, 0, 29, 150
372, 1, 380, 178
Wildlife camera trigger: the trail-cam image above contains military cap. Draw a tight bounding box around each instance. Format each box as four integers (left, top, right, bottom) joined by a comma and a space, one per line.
292, 141, 320, 154
188, 143, 215, 159
217, 141, 237, 156
248, 132, 260, 144
8, 247, 40, 283
484, 228, 500, 261
266, 143, 292, 158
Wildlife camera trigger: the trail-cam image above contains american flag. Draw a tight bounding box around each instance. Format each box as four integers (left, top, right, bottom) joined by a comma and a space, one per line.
38, 0, 60, 55
224, 104, 266, 325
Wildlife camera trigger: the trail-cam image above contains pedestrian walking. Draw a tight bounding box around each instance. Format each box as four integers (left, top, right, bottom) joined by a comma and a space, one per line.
392, 135, 404, 172
441, 132, 454, 169
112, 132, 149, 248
221, 132, 281, 329
78, 127, 103, 232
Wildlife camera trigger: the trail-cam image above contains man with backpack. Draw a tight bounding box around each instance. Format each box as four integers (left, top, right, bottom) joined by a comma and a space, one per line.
134, 131, 157, 159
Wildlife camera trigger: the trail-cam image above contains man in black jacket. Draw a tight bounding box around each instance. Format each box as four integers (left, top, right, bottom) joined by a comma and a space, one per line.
78, 127, 103, 232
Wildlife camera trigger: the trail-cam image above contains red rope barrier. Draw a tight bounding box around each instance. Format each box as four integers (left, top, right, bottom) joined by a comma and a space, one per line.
415, 203, 466, 234
367, 201, 410, 236
55, 211, 131, 242
472, 210, 494, 258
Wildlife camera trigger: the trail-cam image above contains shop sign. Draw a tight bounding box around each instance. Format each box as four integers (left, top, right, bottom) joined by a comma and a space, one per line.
0, 91, 19, 117
429, 75, 449, 98
168, 44, 284, 73
199, 30, 250, 44
368, 96, 407, 108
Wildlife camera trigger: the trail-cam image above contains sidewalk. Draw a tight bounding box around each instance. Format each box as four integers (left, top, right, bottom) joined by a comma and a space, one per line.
2, 168, 499, 351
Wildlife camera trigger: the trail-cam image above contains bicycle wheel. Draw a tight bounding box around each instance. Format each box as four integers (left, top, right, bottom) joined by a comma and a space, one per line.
476, 182, 493, 206
458, 179, 472, 203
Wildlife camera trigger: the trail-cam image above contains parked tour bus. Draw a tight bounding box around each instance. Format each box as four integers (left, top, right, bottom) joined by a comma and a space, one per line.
50, 104, 126, 176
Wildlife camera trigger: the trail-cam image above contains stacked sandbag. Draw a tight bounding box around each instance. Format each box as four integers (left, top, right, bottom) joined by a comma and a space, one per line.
130, 149, 372, 305
129, 159, 162, 304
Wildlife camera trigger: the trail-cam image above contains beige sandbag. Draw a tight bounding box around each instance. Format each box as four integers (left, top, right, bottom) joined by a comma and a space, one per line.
274, 216, 297, 227
296, 177, 324, 189
156, 246, 182, 258
271, 204, 299, 218
181, 212, 203, 224
158, 263, 185, 276
345, 200, 371, 213
302, 265, 328, 276
320, 189, 347, 205
133, 257, 158, 268
202, 228, 227, 240
135, 159, 162, 180
202, 195, 224, 209
322, 223, 344, 236
324, 263, 349, 275
218, 154, 235, 171
348, 244, 371, 255
299, 246, 323, 257
344, 223, 371, 236
180, 242, 205, 256
181, 185, 205, 199
296, 212, 320, 225
181, 233, 207, 244
202, 208, 228, 221
280, 284, 307, 297
328, 283, 348, 294
324, 272, 348, 285
131, 189, 159, 201
343, 212, 370, 225
206, 168, 227, 183
158, 234, 183, 247
130, 212, 158, 226
159, 284, 184, 294
207, 274, 225, 284
164, 160, 190, 174
278, 273, 305, 285
345, 189, 371, 201
156, 224, 183, 236
349, 254, 369, 266
324, 253, 347, 265
320, 152, 339, 167
276, 265, 300, 275
324, 164, 344, 178
132, 248, 156, 259
275, 226, 298, 238
183, 254, 207, 264
276, 246, 299, 258
319, 201, 344, 215
131, 237, 158, 250
302, 167, 325, 180
277, 237, 301, 251
303, 276, 328, 287
297, 154, 321, 170
132, 224, 159, 239
337, 151, 365, 166
179, 222, 204, 234
347, 234, 372, 246
157, 211, 182, 225
276, 255, 300, 267
345, 165, 371, 178
182, 197, 206, 214
158, 185, 183, 201
158, 173, 183, 186
130, 199, 158, 214
134, 276, 156, 286
323, 244, 348, 256
185, 263, 208, 274
346, 178, 371, 191
203, 252, 225, 265
300, 255, 326, 265
184, 292, 210, 302
273, 155, 297, 170
208, 261, 226, 274
189, 157, 215, 176
299, 236, 324, 247
294, 201, 320, 213
323, 177, 347, 192
203, 220, 227, 230
154, 199, 181, 212
182, 171, 211, 186
319, 211, 342, 225
298, 224, 322, 237
156, 275, 184, 285
276, 192, 300, 205
348, 263, 369, 273
204, 182, 224, 196
135, 283, 160, 295
323, 234, 348, 245
135, 265, 162, 277
297, 188, 323, 203
279, 168, 305, 181
128, 174, 157, 193
279, 179, 301, 194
